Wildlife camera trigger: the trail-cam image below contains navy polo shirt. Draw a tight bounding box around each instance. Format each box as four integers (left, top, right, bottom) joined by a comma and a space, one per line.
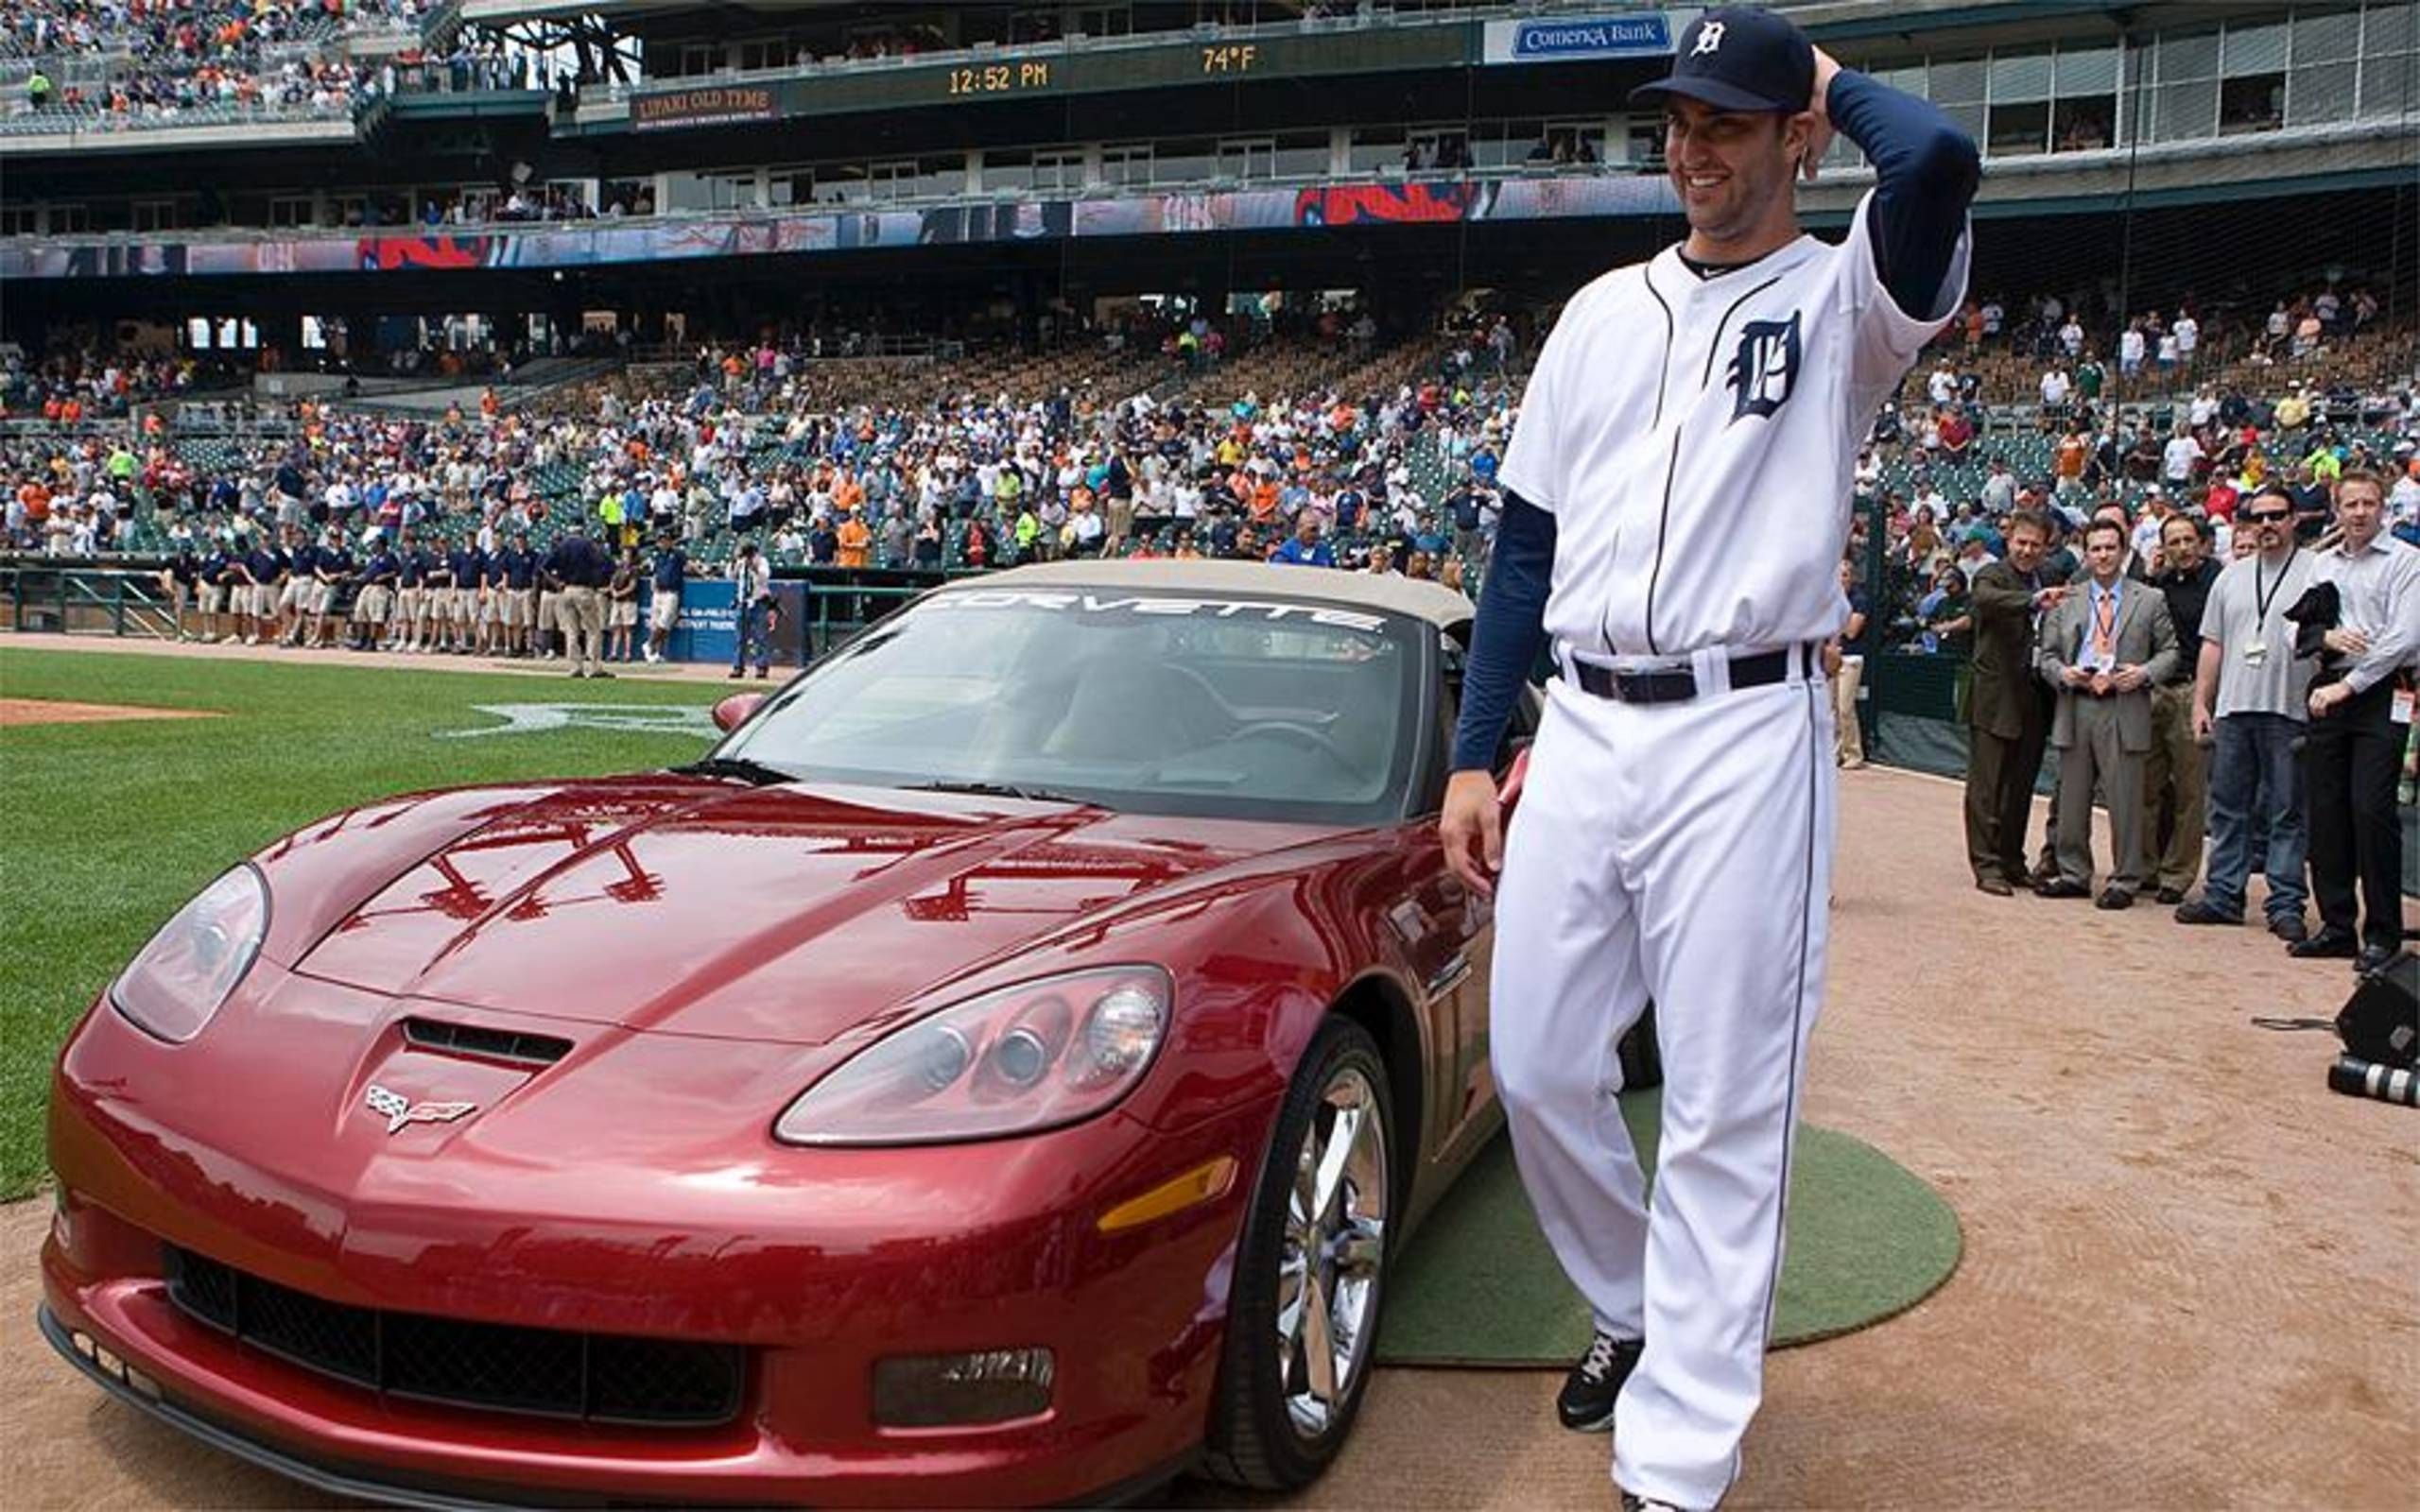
366, 551, 400, 585
399, 549, 427, 587
504, 547, 539, 590
448, 548, 482, 587
651, 547, 687, 592
247, 548, 282, 583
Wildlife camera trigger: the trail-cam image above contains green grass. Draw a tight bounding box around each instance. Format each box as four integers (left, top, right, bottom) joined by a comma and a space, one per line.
0, 647, 730, 1200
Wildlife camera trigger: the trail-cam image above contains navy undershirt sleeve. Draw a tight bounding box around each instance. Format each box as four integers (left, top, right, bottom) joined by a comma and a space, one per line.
1826, 68, 1979, 321
1450, 491, 1555, 772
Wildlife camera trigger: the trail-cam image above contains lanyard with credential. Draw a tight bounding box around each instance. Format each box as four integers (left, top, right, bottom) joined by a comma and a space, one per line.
2249, 545, 2296, 660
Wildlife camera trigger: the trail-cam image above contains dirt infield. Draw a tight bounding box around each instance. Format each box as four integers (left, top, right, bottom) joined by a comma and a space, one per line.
5, 767, 2413, 1509
0, 697, 217, 727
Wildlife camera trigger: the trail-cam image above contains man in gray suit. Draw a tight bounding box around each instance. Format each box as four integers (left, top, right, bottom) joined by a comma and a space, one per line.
2032, 517, 2181, 907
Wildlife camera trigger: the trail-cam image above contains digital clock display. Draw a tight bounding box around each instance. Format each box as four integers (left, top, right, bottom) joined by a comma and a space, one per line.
945, 61, 1054, 96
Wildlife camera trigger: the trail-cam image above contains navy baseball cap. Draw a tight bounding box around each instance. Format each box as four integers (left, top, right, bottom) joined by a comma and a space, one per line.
1631, 6, 1815, 114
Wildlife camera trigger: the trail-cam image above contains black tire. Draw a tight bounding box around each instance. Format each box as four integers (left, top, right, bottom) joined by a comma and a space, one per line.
1618, 1000, 1663, 1091
1201, 1015, 1395, 1492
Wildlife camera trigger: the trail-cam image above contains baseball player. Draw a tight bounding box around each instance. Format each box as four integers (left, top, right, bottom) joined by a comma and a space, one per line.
1440, 10, 1978, 1510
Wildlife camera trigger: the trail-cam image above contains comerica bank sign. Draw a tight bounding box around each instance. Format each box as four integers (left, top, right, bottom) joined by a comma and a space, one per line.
1481, 10, 1698, 65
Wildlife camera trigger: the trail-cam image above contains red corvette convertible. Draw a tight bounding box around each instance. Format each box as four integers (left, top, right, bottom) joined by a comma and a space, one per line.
41, 559, 1546, 1507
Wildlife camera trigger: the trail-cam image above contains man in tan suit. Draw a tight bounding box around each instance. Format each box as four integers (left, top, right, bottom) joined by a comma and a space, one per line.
2032, 517, 2181, 907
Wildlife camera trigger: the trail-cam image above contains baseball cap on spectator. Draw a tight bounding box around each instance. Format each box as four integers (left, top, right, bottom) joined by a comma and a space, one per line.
1630, 6, 1815, 114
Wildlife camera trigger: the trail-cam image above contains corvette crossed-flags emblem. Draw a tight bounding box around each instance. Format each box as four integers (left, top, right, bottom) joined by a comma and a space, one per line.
364, 1083, 477, 1135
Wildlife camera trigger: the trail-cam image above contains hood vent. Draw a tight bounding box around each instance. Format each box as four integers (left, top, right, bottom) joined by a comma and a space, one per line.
401, 1017, 573, 1069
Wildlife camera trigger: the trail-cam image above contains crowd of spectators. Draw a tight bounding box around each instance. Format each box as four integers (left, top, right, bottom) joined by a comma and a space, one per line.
2, 0, 427, 63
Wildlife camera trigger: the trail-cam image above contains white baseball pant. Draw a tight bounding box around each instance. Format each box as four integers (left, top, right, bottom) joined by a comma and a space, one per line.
1491, 653, 1836, 1511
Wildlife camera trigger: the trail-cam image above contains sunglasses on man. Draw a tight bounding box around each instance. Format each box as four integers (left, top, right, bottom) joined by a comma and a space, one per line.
2242, 508, 2292, 523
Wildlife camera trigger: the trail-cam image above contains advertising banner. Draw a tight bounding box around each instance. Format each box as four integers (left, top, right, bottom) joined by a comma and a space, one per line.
1481, 10, 1693, 65
632, 85, 780, 132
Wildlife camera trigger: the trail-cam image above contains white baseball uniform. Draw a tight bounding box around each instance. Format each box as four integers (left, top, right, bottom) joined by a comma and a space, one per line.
1490, 188, 1967, 1509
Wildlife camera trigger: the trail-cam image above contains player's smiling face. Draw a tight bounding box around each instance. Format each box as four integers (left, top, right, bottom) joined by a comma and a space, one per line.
1664, 98, 1803, 249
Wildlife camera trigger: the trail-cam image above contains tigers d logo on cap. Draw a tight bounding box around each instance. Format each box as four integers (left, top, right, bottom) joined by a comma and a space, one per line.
1630, 5, 1815, 114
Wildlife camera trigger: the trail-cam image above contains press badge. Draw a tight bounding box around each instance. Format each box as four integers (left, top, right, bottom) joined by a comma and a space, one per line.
2240, 639, 2267, 666
2394, 688, 2415, 726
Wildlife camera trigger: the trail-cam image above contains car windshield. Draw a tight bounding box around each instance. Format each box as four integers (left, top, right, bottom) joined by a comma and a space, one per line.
717, 585, 1426, 825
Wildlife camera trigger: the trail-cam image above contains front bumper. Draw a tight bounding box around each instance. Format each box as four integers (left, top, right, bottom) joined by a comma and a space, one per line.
43, 1026, 1279, 1508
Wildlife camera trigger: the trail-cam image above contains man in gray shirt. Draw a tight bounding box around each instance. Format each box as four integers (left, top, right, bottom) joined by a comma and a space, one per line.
2175, 483, 2315, 936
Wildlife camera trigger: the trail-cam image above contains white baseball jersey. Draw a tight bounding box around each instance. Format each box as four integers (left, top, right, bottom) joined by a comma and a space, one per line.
1500, 191, 1969, 660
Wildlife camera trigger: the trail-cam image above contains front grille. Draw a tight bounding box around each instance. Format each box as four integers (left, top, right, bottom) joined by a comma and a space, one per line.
164, 1246, 742, 1426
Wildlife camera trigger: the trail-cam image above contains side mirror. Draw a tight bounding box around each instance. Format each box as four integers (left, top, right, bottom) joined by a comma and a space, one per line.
711, 692, 767, 733
1496, 746, 1530, 812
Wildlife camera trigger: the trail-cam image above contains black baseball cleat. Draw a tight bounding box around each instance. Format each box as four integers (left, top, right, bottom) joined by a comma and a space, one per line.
2154, 887, 2186, 905
1557, 1329, 1642, 1432
2033, 878, 2090, 900
2095, 888, 2134, 911
1619, 1492, 1698, 1512
2268, 914, 2308, 943
2175, 900, 2242, 926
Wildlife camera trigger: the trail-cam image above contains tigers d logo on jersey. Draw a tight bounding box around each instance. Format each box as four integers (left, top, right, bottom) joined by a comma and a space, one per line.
1727, 314, 1802, 422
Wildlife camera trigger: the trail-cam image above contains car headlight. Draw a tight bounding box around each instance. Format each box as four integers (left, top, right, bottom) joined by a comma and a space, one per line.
108, 865, 269, 1044
774, 966, 1170, 1147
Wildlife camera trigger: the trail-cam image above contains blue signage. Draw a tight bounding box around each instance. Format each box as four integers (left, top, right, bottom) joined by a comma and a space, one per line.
1484, 11, 1684, 64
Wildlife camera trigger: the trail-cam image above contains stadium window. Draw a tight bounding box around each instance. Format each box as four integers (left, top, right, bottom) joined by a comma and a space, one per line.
1, 204, 37, 235
2218, 73, 2286, 133
268, 196, 314, 228
1924, 54, 1989, 146
1273, 129, 1328, 180
302, 317, 330, 351
1033, 148, 1084, 193
1073, 4, 1131, 37
870, 161, 919, 203
1984, 49, 2051, 157
1100, 144, 1153, 188
678, 43, 720, 77
917, 155, 967, 198
2148, 28, 2220, 142
131, 198, 178, 232
52, 204, 90, 233
736, 36, 786, 72
1154, 138, 1214, 183
2358, 0, 2416, 119
2218, 19, 2287, 134
1986, 99, 2049, 156
984, 149, 1035, 192
1218, 137, 1275, 180
1348, 126, 1406, 175
2288, 7, 2360, 126
2050, 43, 2118, 150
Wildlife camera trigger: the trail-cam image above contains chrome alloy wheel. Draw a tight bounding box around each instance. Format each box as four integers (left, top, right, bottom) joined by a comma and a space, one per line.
1275, 1063, 1388, 1436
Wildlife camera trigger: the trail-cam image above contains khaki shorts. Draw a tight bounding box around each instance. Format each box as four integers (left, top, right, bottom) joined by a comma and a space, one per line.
358, 585, 393, 625
611, 597, 639, 628
199, 583, 226, 614
510, 588, 537, 627
249, 584, 278, 619
398, 586, 424, 622
310, 580, 336, 616
450, 588, 476, 625
536, 591, 557, 631
280, 579, 312, 614
650, 589, 680, 630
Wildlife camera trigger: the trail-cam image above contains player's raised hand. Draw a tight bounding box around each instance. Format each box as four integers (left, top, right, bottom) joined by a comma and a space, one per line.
1440, 769, 1504, 899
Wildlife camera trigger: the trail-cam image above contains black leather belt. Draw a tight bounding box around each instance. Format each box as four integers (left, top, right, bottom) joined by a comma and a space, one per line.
1570, 644, 1817, 704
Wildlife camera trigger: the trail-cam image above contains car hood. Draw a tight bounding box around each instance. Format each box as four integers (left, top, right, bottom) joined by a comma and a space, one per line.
295, 778, 1323, 1045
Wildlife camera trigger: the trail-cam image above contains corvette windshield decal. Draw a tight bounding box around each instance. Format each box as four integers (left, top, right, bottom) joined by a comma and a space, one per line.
929, 590, 1387, 633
